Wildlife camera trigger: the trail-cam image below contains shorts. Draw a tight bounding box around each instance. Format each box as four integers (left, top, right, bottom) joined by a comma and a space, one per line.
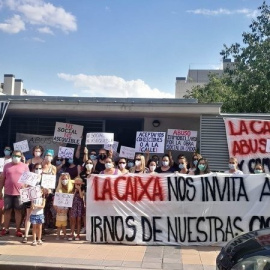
4, 194, 23, 210
56, 220, 67, 227
23, 201, 32, 209
30, 214, 44, 224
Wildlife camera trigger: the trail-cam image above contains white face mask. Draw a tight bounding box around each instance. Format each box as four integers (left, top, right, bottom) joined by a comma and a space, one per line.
162, 161, 169, 167
62, 179, 69, 186
149, 165, 156, 172
12, 157, 21, 164
229, 163, 235, 170
105, 163, 113, 169
34, 152, 41, 157
135, 160, 141, 166
85, 164, 93, 171
45, 156, 53, 162
35, 169, 43, 175
119, 163, 126, 169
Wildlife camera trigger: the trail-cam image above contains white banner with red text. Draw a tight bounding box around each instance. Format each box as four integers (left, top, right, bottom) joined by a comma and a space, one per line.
86, 173, 270, 246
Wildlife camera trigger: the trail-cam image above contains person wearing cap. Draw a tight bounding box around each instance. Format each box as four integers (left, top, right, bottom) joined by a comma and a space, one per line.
42, 149, 56, 175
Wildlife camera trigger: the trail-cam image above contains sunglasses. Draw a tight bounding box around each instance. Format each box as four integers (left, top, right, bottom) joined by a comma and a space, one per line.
35, 167, 42, 169
12, 155, 21, 158
119, 162, 126, 164
56, 159, 63, 161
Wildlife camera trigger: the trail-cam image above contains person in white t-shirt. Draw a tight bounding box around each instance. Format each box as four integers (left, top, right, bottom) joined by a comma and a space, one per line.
224, 157, 243, 175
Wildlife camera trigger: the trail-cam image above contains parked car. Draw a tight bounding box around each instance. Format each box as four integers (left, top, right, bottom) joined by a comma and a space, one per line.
216, 228, 270, 270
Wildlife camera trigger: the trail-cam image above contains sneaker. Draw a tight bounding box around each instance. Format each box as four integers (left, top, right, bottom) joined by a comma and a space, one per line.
16, 229, 23, 237
68, 236, 74, 241
80, 227, 86, 234
32, 241, 37, 246
37, 240, 43, 245
22, 236, 28, 243
75, 235, 80, 241
1, 229, 9, 236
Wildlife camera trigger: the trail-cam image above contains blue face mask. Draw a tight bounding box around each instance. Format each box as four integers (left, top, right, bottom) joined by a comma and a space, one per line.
128, 162, 134, 168
90, 155, 97, 160
68, 159, 74, 164
254, 169, 263, 174
193, 160, 198, 166
4, 150, 11, 156
56, 160, 62, 166
179, 164, 185, 170
198, 164, 205, 171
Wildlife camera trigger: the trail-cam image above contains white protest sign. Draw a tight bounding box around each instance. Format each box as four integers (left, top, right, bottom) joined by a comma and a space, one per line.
0, 158, 4, 172
41, 174, 56, 189
53, 192, 74, 208
119, 146, 136, 160
13, 140, 29, 153
53, 122, 83, 145
86, 133, 114, 145
135, 131, 165, 153
18, 171, 40, 187
104, 141, 119, 152
58, 146, 74, 159
20, 185, 42, 203
166, 129, 197, 152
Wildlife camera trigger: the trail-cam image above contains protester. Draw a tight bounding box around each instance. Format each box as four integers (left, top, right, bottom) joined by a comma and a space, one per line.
2, 146, 12, 164
0, 150, 29, 236
69, 177, 84, 241
224, 157, 243, 175
129, 154, 148, 173
118, 158, 129, 174
94, 148, 109, 174
155, 154, 175, 173
64, 156, 81, 180
22, 163, 42, 244
176, 155, 189, 174
42, 149, 56, 175
127, 159, 135, 169
188, 153, 202, 175
194, 158, 211, 175
100, 157, 121, 175
26, 145, 44, 171
147, 160, 158, 174
52, 156, 65, 189
254, 163, 264, 174
30, 187, 46, 246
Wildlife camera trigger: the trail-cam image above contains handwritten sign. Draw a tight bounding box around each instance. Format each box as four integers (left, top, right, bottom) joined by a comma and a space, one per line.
20, 185, 42, 203
58, 146, 74, 159
41, 174, 56, 189
53, 192, 74, 207
119, 146, 136, 159
0, 158, 4, 172
53, 122, 83, 145
104, 141, 119, 152
18, 171, 40, 187
165, 129, 197, 152
135, 131, 165, 153
86, 133, 114, 145
13, 140, 29, 153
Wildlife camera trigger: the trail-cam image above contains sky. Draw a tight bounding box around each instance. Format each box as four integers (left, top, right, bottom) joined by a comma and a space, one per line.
0, 0, 265, 98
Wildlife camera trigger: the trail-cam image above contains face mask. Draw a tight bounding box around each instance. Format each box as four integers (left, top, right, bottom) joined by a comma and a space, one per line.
229, 164, 235, 170
254, 169, 263, 174
86, 163, 93, 171
62, 179, 69, 186
128, 162, 134, 168
162, 161, 169, 167
135, 160, 141, 166
198, 164, 205, 171
4, 150, 11, 156
179, 164, 185, 170
68, 159, 74, 164
34, 152, 41, 157
90, 155, 97, 160
56, 160, 62, 166
12, 157, 21, 164
99, 154, 107, 160
119, 163, 126, 169
150, 166, 156, 172
193, 160, 198, 166
45, 156, 53, 162
105, 162, 113, 169
35, 169, 43, 175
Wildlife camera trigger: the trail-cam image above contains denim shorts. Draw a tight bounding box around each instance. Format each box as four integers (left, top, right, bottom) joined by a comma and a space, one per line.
4, 194, 23, 210
30, 214, 44, 224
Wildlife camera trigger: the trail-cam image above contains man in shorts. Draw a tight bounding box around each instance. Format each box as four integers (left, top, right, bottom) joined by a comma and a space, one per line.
0, 150, 29, 236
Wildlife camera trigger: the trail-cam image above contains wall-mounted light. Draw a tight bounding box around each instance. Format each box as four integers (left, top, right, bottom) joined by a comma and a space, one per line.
152, 120, 160, 127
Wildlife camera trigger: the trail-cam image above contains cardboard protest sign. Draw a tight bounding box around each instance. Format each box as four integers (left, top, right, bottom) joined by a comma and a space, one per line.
53, 192, 74, 208
224, 118, 270, 173
104, 141, 119, 152
58, 146, 74, 159
53, 122, 83, 145
135, 131, 165, 153
0, 158, 4, 173
20, 185, 42, 203
18, 171, 40, 187
86, 133, 114, 145
41, 174, 56, 189
13, 140, 29, 153
165, 129, 197, 152
119, 146, 136, 159
87, 173, 270, 246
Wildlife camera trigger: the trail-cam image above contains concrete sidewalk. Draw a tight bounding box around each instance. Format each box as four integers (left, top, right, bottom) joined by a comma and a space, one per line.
0, 228, 220, 270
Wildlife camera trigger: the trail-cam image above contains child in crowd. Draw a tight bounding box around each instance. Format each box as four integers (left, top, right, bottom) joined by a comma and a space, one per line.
55, 173, 73, 240
69, 177, 85, 241
30, 188, 46, 246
